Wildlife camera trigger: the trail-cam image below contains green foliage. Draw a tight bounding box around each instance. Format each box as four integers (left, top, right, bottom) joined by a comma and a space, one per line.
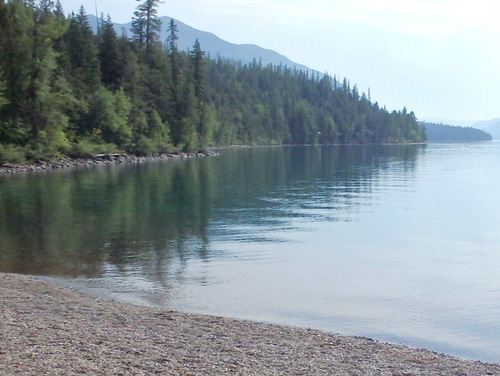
0, 117, 30, 145
134, 135, 157, 155
87, 87, 133, 146
0, 143, 27, 164
0, 0, 36, 142
199, 104, 219, 150
146, 109, 170, 144
204, 61, 426, 146
64, 7, 101, 97
68, 137, 119, 158
191, 39, 205, 100
98, 16, 122, 90
180, 115, 199, 152
0, 1, 426, 163
36, 111, 71, 155
0, 80, 7, 110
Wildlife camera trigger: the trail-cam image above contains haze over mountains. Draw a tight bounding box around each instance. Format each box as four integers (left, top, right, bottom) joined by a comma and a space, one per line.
472, 119, 500, 140
89, 15, 314, 74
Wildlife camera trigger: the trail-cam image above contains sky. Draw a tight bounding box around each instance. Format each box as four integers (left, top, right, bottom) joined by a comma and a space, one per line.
60, 0, 500, 124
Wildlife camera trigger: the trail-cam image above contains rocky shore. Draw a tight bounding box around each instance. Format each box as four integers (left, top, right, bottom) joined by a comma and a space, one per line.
0, 151, 218, 174
1, 273, 499, 375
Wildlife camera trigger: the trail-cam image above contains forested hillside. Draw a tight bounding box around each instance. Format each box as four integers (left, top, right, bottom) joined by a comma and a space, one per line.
0, 0, 426, 163
422, 122, 492, 142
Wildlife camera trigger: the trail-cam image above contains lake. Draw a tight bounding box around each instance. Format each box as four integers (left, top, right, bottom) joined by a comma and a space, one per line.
1, 143, 500, 362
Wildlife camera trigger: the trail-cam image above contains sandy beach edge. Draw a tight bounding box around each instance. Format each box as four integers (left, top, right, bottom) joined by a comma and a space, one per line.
1, 272, 499, 376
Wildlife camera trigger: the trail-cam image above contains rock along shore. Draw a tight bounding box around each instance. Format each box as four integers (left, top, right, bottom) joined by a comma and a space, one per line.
0, 151, 218, 174
1, 273, 499, 376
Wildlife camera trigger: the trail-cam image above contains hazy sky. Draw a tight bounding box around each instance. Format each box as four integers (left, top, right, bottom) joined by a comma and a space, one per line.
61, 0, 500, 123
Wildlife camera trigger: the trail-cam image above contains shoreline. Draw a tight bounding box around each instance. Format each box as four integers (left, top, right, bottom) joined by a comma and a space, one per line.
1, 273, 499, 375
0, 151, 218, 174
0, 143, 426, 174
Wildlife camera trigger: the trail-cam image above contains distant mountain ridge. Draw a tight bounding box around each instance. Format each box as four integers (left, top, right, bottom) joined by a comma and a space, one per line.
88, 15, 315, 73
472, 119, 500, 140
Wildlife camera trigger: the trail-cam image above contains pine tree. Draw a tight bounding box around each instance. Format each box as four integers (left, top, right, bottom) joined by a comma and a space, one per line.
131, 0, 162, 51
167, 18, 180, 88
53, 0, 64, 17
99, 15, 122, 89
0, 0, 68, 149
131, 5, 145, 47
166, 18, 185, 146
191, 39, 205, 101
0, 0, 33, 144
64, 6, 101, 98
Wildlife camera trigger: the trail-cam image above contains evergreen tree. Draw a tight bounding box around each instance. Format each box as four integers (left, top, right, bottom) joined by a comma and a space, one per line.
131, 0, 162, 51
64, 7, 101, 97
27, 2, 71, 154
191, 39, 205, 101
53, 0, 64, 17
130, 6, 145, 47
0, 0, 33, 144
99, 15, 122, 89
167, 18, 180, 88
0, 0, 69, 153
167, 18, 185, 145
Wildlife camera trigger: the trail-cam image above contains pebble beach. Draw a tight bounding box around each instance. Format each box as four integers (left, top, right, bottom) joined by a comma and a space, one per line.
1, 273, 500, 375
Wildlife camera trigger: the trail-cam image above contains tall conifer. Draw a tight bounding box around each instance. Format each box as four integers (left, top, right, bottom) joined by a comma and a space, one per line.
191, 39, 205, 101
131, 0, 162, 51
99, 16, 122, 89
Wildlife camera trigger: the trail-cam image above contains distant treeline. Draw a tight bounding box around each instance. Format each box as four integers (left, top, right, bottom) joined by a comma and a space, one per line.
0, 0, 426, 163
421, 122, 492, 142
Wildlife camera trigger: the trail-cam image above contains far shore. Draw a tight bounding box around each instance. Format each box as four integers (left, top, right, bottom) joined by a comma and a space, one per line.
1, 273, 499, 375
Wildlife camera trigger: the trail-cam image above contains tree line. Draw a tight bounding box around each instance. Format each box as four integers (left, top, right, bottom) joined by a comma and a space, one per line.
0, 0, 427, 163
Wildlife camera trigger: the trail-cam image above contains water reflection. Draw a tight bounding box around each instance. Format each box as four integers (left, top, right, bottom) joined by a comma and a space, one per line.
0, 158, 215, 277
0, 145, 421, 279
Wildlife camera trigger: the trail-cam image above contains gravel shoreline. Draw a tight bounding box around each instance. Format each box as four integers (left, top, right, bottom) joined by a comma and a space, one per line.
1, 273, 499, 375
0, 151, 217, 174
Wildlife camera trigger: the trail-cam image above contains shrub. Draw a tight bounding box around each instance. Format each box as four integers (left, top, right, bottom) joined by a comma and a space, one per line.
0, 143, 27, 164
68, 138, 120, 158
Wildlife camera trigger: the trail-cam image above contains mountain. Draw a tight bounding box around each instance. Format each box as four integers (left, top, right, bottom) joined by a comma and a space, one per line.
472, 119, 500, 140
89, 15, 315, 74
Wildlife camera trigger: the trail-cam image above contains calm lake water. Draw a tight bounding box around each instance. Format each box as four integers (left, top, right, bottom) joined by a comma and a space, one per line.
1, 143, 500, 362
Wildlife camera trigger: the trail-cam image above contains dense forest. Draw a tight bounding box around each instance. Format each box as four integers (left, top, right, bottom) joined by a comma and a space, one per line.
0, 0, 426, 163
422, 122, 492, 142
